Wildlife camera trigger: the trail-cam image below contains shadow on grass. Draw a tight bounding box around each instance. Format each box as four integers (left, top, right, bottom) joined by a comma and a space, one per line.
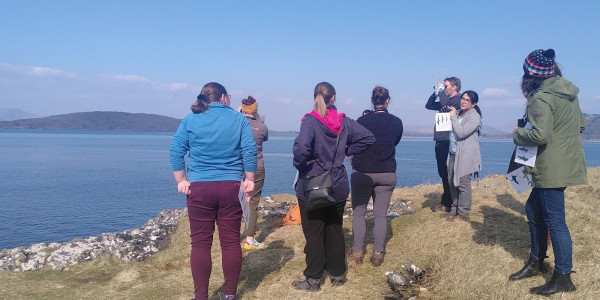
470, 204, 530, 260
496, 192, 526, 216
210, 239, 294, 300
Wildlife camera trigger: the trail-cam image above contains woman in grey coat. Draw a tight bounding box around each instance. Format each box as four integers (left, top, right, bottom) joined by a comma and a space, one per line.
441, 90, 482, 221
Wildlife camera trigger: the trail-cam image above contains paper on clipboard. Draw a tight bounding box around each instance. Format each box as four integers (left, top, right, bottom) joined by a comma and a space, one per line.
435, 112, 451, 132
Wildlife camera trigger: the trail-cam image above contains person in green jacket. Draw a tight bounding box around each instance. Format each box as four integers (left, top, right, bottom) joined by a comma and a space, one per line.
509, 49, 587, 296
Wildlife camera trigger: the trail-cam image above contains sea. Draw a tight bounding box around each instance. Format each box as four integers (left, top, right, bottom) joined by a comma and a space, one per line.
1, 129, 599, 250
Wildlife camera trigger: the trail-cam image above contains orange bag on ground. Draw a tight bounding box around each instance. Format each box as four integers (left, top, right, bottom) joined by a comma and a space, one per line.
282, 203, 302, 225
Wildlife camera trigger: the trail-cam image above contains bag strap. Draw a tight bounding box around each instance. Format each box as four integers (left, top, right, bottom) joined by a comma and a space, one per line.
328, 127, 341, 172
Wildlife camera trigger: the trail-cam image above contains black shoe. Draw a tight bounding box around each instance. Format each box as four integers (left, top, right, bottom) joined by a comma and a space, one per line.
431, 204, 450, 213
292, 277, 321, 292
329, 273, 347, 287
509, 256, 544, 281
530, 271, 576, 296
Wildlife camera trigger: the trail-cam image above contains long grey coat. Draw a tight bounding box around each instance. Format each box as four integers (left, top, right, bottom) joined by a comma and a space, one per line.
447, 108, 482, 186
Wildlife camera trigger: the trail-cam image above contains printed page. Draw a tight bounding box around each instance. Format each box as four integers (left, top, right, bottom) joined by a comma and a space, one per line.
435, 112, 451, 132
506, 166, 533, 194
514, 145, 537, 167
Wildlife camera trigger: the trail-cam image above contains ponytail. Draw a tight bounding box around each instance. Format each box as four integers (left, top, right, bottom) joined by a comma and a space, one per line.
191, 82, 228, 114
474, 105, 482, 117
314, 93, 328, 118
191, 94, 209, 114
313, 82, 336, 118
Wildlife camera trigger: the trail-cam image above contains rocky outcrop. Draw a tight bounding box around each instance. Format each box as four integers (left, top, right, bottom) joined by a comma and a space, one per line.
0, 209, 186, 271
0, 196, 415, 272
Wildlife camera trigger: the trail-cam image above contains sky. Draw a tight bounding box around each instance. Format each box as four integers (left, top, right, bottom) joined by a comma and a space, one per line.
1, 0, 599, 132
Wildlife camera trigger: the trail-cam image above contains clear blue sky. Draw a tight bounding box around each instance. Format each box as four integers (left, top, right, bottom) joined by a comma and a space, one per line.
1, 0, 598, 132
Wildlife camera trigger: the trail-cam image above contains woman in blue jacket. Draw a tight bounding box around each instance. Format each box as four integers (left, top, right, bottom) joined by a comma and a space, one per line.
292, 82, 375, 292
169, 82, 257, 300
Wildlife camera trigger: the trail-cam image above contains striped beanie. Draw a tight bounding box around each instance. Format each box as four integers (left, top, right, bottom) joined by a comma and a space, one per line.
524, 49, 556, 78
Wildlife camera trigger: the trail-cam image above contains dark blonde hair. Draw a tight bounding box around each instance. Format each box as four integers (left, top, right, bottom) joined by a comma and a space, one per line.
313, 82, 336, 118
191, 82, 227, 114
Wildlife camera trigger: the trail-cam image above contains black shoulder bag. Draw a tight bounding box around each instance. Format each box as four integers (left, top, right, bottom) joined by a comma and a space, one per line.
302, 130, 341, 212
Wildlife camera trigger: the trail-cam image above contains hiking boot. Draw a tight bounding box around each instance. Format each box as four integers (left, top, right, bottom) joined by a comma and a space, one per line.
243, 239, 265, 250
370, 251, 385, 267
509, 256, 545, 281
292, 277, 322, 292
329, 273, 347, 287
431, 204, 450, 213
347, 247, 365, 264
530, 271, 576, 296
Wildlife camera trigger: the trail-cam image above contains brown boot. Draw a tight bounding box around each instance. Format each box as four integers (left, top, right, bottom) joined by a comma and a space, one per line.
347, 247, 365, 264
370, 251, 384, 267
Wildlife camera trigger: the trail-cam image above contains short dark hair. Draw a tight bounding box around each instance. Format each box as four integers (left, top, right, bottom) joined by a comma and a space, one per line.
444, 77, 461, 93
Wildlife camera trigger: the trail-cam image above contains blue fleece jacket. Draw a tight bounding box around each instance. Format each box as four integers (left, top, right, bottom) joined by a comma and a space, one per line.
169, 103, 257, 182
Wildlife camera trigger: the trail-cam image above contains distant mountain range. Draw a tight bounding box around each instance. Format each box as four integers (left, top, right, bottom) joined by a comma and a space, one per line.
0, 111, 181, 132
0, 107, 39, 121
1, 111, 599, 139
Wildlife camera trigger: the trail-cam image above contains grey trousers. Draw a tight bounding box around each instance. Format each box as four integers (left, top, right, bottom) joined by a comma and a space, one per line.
244, 167, 265, 237
447, 154, 472, 217
350, 171, 396, 253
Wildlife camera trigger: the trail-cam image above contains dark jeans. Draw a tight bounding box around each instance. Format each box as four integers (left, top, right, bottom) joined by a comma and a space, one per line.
526, 187, 572, 274
187, 181, 242, 300
298, 199, 347, 279
350, 171, 396, 253
435, 140, 452, 207
244, 167, 265, 237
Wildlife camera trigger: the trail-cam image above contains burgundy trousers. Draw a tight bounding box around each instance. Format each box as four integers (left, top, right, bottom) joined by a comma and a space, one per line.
187, 181, 242, 300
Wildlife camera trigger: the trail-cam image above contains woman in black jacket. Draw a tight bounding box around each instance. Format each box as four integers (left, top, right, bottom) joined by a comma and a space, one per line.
292, 82, 374, 291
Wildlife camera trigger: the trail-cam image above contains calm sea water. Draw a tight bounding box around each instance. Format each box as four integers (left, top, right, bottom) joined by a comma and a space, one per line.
1, 129, 599, 250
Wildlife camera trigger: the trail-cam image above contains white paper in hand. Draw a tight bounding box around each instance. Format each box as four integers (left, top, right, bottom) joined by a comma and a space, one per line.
506, 166, 532, 194
239, 181, 249, 229
435, 113, 451, 132
514, 145, 537, 167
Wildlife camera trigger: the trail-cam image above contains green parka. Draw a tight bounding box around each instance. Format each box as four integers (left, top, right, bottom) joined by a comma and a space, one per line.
513, 76, 587, 188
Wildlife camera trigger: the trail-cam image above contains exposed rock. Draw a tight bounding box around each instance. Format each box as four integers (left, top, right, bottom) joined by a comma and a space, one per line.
1, 196, 416, 272
0, 209, 186, 271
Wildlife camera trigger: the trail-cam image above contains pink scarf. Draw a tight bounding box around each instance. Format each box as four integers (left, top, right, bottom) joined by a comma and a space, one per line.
305, 108, 345, 134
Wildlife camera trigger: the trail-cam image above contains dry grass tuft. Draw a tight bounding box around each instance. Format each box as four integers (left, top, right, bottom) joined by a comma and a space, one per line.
1, 168, 599, 299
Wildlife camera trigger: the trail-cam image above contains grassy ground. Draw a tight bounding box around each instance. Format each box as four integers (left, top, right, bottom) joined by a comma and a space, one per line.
1, 168, 599, 299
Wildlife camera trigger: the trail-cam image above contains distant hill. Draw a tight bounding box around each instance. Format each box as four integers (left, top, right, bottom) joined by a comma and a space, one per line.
0, 107, 39, 121
582, 113, 600, 140
0, 111, 182, 132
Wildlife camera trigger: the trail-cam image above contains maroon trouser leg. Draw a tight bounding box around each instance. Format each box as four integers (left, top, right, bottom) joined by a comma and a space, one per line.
187, 181, 242, 300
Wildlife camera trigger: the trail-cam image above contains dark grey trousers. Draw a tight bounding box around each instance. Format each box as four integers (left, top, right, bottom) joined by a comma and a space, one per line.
447, 154, 472, 217
350, 171, 396, 253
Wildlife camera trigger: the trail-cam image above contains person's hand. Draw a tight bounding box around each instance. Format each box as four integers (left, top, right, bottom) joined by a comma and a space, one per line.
434, 80, 444, 96
243, 179, 255, 201
448, 106, 457, 117
177, 180, 191, 195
